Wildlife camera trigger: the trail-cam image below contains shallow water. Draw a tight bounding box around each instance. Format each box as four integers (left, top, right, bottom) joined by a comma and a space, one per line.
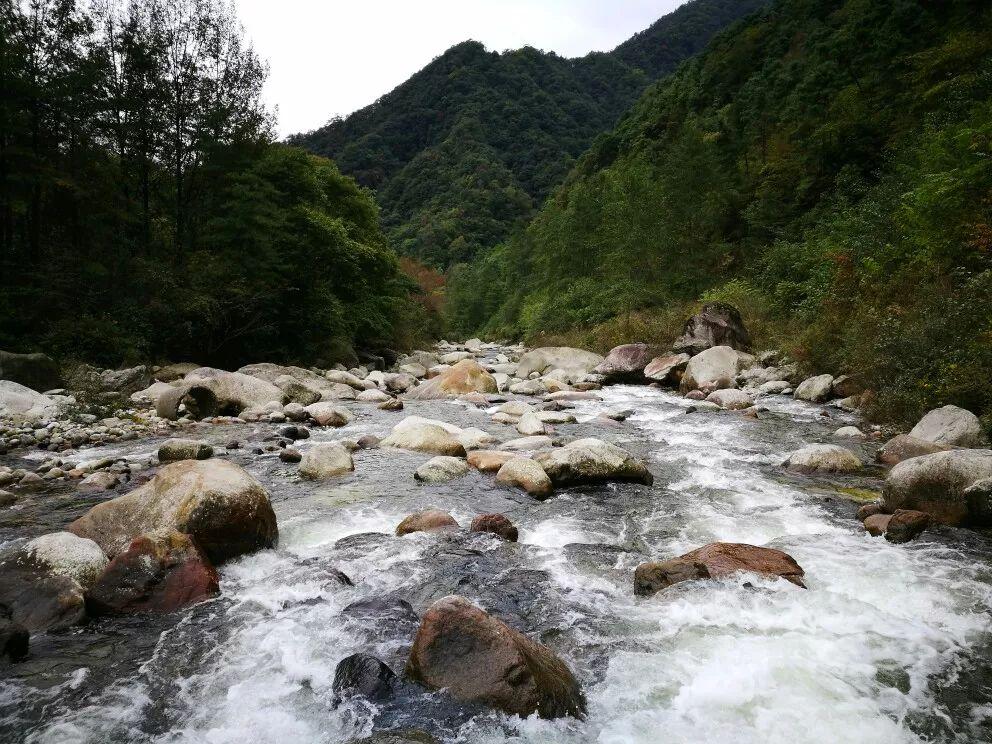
2, 385, 992, 743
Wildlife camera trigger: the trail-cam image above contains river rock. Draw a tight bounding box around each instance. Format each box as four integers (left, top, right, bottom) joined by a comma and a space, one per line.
352, 731, 439, 744
381, 418, 467, 457
68, 459, 277, 564
672, 303, 751, 356
304, 402, 352, 427
706, 389, 753, 410
470, 514, 519, 541
405, 359, 497, 400
884, 509, 931, 543
414, 456, 470, 484
325, 369, 368, 390
357, 389, 392, 403
680, 346, 755, 393
23, 531, 107, 590
467, 450, 519, 472
863, 513, 892, 536
130, 381, 176, 406
0, 350, 62, 392
533, 438, 652, 486
593, 343, 665, 382
158, 438, 213, 462
0, 380, 58, 421
396, 509, 458, 536
643, 353, 691, 385
516, 347, 604, 379
793, 374, 835, 403
380, 398, 404, 412
406, 595, 586, 719
834, 426, 865, 439
333, 653, 397, 702
300, 443, 354, 479
516, 412, 548, 436
500, 435, 553, 452
153, 362, 200, 383
79, 470, 120, 492
510, 379, 547, 396
783, 444, 862, 473
877, 433, 950, 466
0, 551, 86, 631
0, 610, 29, 662
634, 542, 805, 597
157, 369, 285, 420
495, 458, 553, 498
86, 530, 219, 615
882, 449, 992, 526
273, 375, 322, 406
758, 380, 792, 395
909, 405, 987, 447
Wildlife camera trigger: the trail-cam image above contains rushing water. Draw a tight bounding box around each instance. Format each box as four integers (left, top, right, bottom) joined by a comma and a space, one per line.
2, 384, 992, 743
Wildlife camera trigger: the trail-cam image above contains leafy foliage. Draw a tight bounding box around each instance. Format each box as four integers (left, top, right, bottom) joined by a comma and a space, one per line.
451, 0, 992, 424
290, 0, 769, 268
0, 0, 421, 368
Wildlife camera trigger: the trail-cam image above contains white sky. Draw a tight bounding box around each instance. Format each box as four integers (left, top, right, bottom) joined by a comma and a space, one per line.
233, 0, 688, 137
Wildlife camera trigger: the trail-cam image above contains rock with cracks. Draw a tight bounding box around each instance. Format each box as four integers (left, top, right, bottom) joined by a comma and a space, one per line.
634, 543, 805, 596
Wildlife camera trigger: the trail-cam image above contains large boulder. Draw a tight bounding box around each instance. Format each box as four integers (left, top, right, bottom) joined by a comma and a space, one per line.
153, 362, 200, 383
643, 353, 690, 386
672, 303, 751, 356
634, 543, 805, 597
0, 380, 59, 421
22, 531, 107, 590
299, 443, 354, 479
68, 459, 278, 564
380, 417, 467, 457
405, 360, 497, 400
130, 381, 176, 406
593, 344, 665, 383
909, 405, 987, 447
406, 595, 586, 719
793, 374, 836, 403
69, 364, 150, 395
783, 444, 861, 473
533, 438, 653, 486
0, 550, 86, 631
516, 347, 604, 379
495, 458, 553, 498
0, 350, 62, 392
882, 449, 992, 526
85, 531, 219, 615
706, 389, 753, 410
876, 434, 952, 466
156, 368, 285, 420
679, 346, 755, 394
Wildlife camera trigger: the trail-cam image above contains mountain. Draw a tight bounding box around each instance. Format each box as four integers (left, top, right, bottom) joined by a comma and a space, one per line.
449, 0, 992, 425
289, 0, 769, 268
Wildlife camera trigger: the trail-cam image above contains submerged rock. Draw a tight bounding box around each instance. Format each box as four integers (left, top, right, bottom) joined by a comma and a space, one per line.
533, 438, 653, 486
0, 609, 29, 662
885, 510, 931, 544
909, 405, 987, 448
68, 459, 277, 564
0, 551, 86, 632
634, 543, 805, 597
405, 595, 586, 719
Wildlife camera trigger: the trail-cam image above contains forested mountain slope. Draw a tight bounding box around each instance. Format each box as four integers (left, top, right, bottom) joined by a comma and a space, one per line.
290, 0, 768, 267
449, 0, 992, 424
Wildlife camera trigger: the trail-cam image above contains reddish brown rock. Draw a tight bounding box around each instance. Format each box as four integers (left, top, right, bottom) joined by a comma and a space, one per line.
863, 513, 892, 536
467, 450, 519, 473
634, 542, 805, 597
643, 353, 691, 386
856, 502, 887, 521
86, 531, 218, 615
885, 510, 930, 544
470, 514, 518, 542
406, 595, 586, 719
395, 509, 458, 536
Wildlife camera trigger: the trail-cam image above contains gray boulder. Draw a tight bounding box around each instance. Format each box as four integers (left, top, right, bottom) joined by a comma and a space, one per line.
158, 438, 214, 462
909, 405, 986, 447
593, 344, 665, 382
533, 438, 653, 486
783, 444, 861, 473
414, 456, 470, 484
883, 449, 992, 525
793, 374, 835, 403
672, 303, 751, 356
157, 368, 285, 420
299, 443, 354, 479
0, 380, 58, 421
516, 347, 603, 379
680, 346, 755, 393
643, 353, 690, 385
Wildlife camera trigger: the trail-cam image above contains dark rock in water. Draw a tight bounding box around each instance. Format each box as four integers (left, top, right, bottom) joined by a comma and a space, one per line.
295, 557, 353, 587
357, 434, 381, 449
332, 653, 397, 701
406, 595, 586, 720
634, 543, 805, 597
0, 553, 86, 632
470, 514, 518, 542
885, 509, 931, 544
343, 597, 419, 625
279, 449, 302, 463
0, 350, 62, 392
352, 731, 439, 744
334, 532, 391, 557
86, 531, 219, 615
0, 606, 29, 662
856, 502, 887, 521
279, 425, 310, 441
673, 302, 751, 356
226, 440, 241, 450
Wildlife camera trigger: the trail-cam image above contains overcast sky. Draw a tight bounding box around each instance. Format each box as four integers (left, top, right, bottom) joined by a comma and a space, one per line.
233, 0, 689, 137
